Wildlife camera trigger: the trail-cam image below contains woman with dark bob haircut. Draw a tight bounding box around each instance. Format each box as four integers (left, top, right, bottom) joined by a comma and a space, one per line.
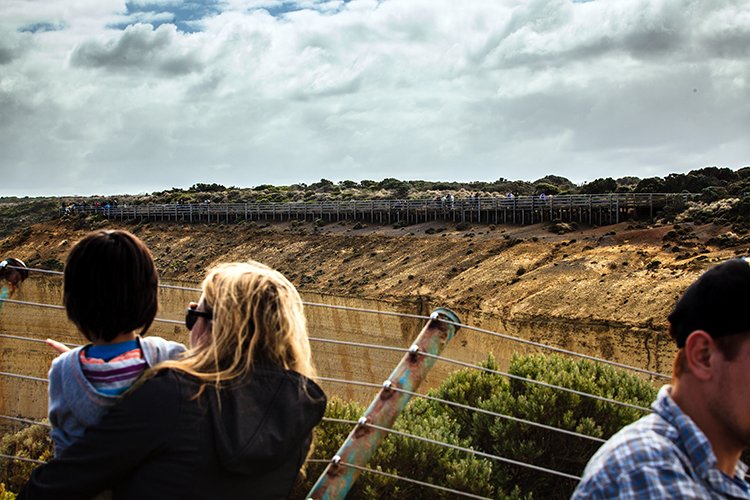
22, 261, 326, 500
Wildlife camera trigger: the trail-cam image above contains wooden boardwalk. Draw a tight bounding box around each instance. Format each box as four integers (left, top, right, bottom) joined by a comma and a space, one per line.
66, 193, 690, 226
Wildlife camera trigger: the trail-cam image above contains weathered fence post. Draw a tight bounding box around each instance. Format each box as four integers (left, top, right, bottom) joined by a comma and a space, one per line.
307, 307, 460, 500
649, 193, 653, 219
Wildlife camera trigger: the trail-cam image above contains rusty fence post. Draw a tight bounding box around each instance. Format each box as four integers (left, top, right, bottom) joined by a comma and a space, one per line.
307, 307, 460, 499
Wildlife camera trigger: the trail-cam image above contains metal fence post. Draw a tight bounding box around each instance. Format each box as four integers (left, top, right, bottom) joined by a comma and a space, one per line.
307, 307, 460, 499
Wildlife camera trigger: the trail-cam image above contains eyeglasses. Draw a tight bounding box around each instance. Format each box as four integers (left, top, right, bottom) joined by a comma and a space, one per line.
185, 306, 212, 330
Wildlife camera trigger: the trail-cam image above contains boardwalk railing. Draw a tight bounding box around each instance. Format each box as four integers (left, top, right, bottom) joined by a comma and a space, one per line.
63, 193, 693, 226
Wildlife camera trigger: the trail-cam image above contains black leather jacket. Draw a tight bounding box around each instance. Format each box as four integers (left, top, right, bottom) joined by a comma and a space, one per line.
20, 366, 326, 500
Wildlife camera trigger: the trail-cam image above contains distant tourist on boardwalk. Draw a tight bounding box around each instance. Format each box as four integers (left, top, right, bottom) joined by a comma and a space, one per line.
21, 261, 326, 500
573, 258, 750, 499
45, 230, 186, 456
0, 257, 29, 295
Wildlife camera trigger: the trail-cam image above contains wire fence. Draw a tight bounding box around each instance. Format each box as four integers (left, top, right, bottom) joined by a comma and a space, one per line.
3, 264, 670, 380
0, 264, 665, 497
306, 458, 494, 500
321, 417, 581, 481
318, 376, 606, 444
0, 316, 654, 413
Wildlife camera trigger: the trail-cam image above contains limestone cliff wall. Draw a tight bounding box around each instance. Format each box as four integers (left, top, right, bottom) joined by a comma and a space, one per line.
1, 275, 675, 426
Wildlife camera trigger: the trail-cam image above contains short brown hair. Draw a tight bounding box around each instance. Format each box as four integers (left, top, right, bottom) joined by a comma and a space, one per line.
64, 230, 158, 342
672, 330, 750, 378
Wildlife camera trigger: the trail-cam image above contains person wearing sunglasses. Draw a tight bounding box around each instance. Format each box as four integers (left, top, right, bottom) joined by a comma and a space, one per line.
22, 261, 327, 500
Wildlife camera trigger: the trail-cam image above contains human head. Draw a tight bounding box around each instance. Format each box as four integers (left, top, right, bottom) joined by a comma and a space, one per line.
0, 258, 29, 287
669, 257, 750, 376
668, 258, 750, 468
177, 261, 315, 385
64, 229, 158, 342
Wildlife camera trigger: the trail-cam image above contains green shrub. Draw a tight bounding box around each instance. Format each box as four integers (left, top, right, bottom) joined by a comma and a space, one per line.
428, 354, 656, 499
0, 482, 17, 500
0, 422, 53, 495
295, 353, 655, 499
292, 397, 497, 499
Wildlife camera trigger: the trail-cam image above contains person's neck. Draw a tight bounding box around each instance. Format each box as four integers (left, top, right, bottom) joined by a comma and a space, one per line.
672, 382, 742, 476
92, 331, 137, 346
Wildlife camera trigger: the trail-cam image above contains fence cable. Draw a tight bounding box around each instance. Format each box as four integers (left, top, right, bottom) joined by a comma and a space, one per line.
5, 265, 62, 277
305, 458, 493, 500
4, 265, 669, 379
0, 333, 79, 348
0, 372, 48, 383
0, 298, 182, 326
0, 453, 46, 465
420, 352, 652, 413
0, 298, 64, 311
4, 265, 199, 293
317, 376, 606, 444
441, 319, 669, 380
309, 337, 410, 354
0, 325, 652, 412
317, 376, 382, 390
0, 414, 50, 428
0, 415, 51, 467
321, 417, 581, 481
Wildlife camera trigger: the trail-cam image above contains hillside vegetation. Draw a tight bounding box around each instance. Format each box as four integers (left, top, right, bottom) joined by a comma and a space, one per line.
5, 167, 750, 239
52, 166, 750, 204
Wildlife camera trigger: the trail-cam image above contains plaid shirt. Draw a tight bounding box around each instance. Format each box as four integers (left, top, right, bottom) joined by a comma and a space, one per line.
572, 385, 750, 499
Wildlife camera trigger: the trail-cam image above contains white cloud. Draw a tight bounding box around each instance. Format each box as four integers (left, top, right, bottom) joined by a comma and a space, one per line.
1, 0, 749, 196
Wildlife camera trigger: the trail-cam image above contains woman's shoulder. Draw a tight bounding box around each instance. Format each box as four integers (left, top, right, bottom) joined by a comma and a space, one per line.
141, 368, 198, 390
123, 369, 197, 405
254, 366, 326, 400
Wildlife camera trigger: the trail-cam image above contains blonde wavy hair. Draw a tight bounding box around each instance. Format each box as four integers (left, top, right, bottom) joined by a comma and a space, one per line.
158, 261, 316, 390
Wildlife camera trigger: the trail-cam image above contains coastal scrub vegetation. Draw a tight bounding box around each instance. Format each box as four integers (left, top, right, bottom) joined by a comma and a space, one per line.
65, 166, 750, 205
3, 166, 750, 239
296, 352, 658, 499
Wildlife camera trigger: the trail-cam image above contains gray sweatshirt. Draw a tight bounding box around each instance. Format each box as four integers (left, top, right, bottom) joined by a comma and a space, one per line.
48, 335, 186, 456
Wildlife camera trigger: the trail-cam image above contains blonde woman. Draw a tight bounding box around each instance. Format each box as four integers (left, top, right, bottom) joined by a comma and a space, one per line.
22, 262, 327, 500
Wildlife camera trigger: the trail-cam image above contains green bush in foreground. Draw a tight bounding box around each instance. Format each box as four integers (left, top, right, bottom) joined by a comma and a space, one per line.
295, 353, 657, 499
0, 483, 17, 500
430, 354, 657, 498
0, 422, 53, 495
2, 354, 658, 499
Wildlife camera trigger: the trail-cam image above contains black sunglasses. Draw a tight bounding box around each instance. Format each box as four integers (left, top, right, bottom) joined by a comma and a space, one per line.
185, 306, 212, 331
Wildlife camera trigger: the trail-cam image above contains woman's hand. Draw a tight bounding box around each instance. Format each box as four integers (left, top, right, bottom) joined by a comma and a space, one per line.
45, 338, 71, 354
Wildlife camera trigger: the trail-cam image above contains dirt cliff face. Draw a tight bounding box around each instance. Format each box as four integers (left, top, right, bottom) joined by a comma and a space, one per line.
0, 216, 744, 415
2, 217, 736, 325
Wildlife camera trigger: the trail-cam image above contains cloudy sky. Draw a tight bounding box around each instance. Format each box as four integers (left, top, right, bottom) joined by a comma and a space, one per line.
1, 0, 749, 196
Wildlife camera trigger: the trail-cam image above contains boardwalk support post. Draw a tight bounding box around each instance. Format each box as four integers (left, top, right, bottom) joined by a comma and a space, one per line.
306, 307, 460, 500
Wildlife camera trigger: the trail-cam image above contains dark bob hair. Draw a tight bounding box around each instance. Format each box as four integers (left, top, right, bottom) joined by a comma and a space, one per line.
64, 230, 158, 342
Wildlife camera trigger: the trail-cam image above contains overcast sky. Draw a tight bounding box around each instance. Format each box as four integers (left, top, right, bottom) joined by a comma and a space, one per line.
1, 0, 749, 196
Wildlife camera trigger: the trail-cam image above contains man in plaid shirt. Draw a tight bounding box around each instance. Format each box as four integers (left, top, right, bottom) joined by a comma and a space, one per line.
573, 258, 750, 499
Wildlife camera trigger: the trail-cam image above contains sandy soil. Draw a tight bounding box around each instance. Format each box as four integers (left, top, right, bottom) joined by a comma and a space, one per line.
1, 217, 743, 335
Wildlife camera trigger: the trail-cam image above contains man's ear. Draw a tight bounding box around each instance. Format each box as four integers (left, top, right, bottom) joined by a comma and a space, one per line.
683, 330, 715, 381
